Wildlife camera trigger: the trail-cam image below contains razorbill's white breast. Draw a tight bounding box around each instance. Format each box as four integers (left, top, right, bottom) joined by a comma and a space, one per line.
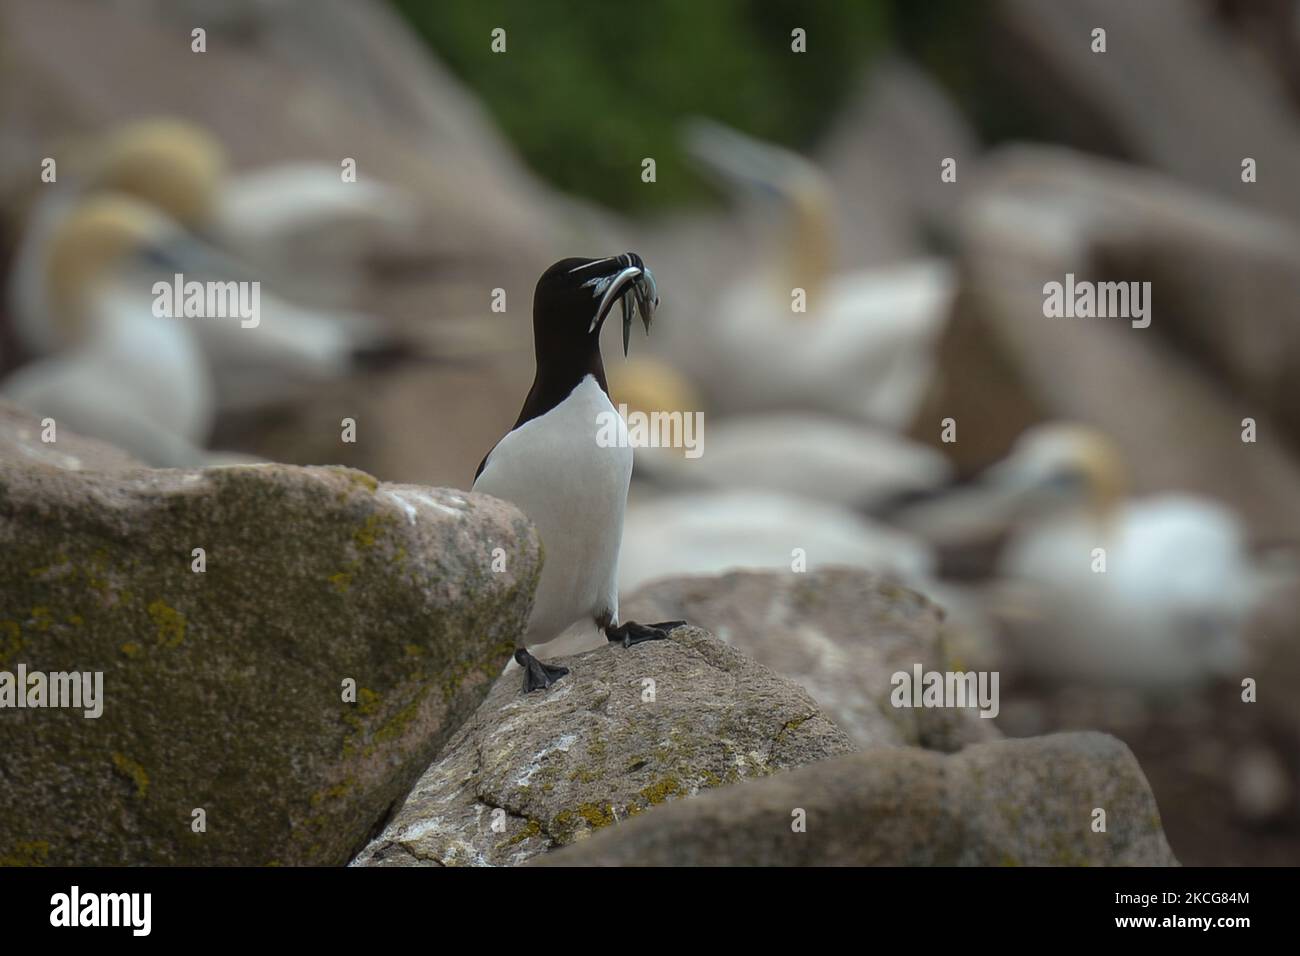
472, 254, 684, 691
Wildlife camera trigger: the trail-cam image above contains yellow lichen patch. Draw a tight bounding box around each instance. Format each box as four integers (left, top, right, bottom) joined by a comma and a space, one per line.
353, 513, 393, 550
120, 642, 142, 658
775, 714, 812, 742
111, 753, 149, 799
638, 777, 682, 806
403, 644, 425, 658
568, 765, 602, 784
328, 572, 352, 593
356, 688, 381, 716
576, 802, 616, 828
309, 778, 355, 808
342, 470, 380, 495
0, 839, 50, 866
0, 620, 22, 665
28, 606, 54, 632
373, 694, 423, 746
146, 600, 185, 648
501, 818, 543, 848
67, 614, 84, 628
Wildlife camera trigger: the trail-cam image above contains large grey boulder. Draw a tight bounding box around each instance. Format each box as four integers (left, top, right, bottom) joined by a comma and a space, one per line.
352, 625, 856, 867
989, 0, 1300, 222
0, 403, 540, 865
621, 569, 1002, 751
539, 732, 1178, 866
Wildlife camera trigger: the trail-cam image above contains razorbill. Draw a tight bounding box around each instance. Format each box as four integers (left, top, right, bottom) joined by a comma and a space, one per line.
472, 254, 684, 692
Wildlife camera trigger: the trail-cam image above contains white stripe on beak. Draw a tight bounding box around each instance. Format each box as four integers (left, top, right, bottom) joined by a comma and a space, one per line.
588, 266, 643, 333
568, 257, 617, 274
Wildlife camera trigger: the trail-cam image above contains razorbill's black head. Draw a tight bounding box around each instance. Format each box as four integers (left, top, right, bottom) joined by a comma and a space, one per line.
534, 253, 659, 362
482, 254, 659, 457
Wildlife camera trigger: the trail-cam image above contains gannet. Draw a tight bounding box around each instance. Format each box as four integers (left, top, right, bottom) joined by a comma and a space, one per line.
84, 118, 417, 303
1, 195, 216, 467
619, 489, 933, 594
887, 424, 1274, 689
674, 117, 954, 429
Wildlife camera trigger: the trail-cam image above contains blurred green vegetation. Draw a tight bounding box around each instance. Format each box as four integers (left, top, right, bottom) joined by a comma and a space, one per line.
890, 0, 1049, 148
391, 0, 890, 214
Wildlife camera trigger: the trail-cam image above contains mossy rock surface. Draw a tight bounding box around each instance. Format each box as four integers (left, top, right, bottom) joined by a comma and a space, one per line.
0, 403, 541, 865
623, 569, 1002, 751
351, 625, 855, 867
538, 732, 1180, 866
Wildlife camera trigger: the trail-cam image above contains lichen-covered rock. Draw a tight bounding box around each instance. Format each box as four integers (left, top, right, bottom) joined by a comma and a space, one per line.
538, 732, 1179, 866
0, 404, 541, 865
351, 625, 855, 867
621, 569, 1001, 751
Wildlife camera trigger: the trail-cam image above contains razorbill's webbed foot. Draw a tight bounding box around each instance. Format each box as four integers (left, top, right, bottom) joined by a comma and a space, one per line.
515, 648, 569, 693
605, 620, 687, 647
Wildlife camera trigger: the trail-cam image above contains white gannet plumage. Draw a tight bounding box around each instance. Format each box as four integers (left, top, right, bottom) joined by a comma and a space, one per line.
979, 424, 1268, 690
674, 118, 954, 429
619, 489, 933, 595
2, 194, 216, 467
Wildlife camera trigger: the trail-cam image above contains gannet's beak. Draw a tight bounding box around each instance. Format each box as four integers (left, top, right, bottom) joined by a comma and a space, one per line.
135, 233, 260, 285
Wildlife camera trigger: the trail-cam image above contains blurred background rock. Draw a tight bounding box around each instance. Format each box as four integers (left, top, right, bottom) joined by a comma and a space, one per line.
2, 0, 1298, 865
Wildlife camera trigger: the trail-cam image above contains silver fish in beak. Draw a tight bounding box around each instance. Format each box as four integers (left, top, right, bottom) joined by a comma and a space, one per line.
619, 266, 659, 357
585, 254, 660, 357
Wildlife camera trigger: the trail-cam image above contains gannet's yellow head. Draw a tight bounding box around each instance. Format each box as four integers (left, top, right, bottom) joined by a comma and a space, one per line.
784, 169, 833, 312
45, 194, 177, 345
681, 117, 833, 310
993, 423, 1128, 524
87, 118, 226, 230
